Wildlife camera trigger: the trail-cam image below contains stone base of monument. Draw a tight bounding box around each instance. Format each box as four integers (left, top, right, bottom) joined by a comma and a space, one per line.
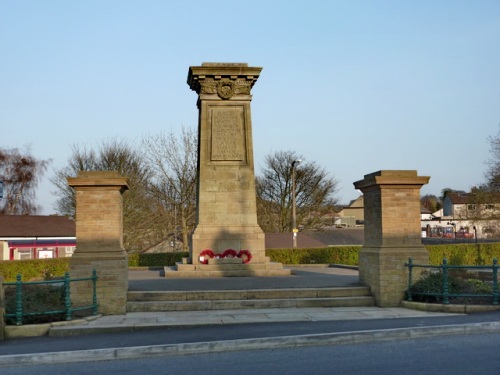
164, 258, 291, 278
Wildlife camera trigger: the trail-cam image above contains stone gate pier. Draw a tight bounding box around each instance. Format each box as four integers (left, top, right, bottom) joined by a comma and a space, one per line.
67, 171, 129, 315
354, 170, 430, 307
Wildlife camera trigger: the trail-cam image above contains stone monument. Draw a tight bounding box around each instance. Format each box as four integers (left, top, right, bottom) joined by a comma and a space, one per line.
354, 170, 430, 307
169, 63, 289, 276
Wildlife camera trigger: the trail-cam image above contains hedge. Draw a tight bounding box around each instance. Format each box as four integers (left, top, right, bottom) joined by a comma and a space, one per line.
0, 252, 189, 282
0, 258, 70, 282
128, 252, 188, 267
265, 247, 361, 265
426, 243, 500, 266
266, 243, 500, 266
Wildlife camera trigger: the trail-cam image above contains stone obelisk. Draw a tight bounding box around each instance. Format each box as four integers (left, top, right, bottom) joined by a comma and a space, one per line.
169, 63, 289, 276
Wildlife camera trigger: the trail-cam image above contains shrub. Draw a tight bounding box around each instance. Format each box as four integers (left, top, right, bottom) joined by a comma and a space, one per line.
408, 271, 462, 303
465, 278, 493, 295
408, 271, 495, 305
4, 284, 66, 325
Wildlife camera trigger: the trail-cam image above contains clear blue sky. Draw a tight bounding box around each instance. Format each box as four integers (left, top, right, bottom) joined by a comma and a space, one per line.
1, 1, 499, 214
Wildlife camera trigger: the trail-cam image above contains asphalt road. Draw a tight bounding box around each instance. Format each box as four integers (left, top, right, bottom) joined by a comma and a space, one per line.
2, 311, 500, 357
3, 332, 500, 374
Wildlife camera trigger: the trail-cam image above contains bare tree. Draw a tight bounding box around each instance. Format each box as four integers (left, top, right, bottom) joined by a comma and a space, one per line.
483, 125, 500, 192
420, 194, 441, 213
51, 139, 163, 251
0, 147, 50, 215
142, 127, 197, 251
256, 150, 339, 233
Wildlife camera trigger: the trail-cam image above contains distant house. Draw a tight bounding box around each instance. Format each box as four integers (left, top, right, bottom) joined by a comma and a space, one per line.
0, 215, 76, 260
335, 196, 364, 227
443, 192, 500, 220
420, 207, 433, 221
422, 192, 500, 240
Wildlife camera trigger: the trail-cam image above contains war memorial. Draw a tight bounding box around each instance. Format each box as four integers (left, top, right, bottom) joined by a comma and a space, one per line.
65, 63, 430, 315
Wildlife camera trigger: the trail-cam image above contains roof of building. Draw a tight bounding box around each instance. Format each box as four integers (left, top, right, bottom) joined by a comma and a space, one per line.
338, 196, 364, 210
446, 192, 500, 204
421, 207, 432, 214
445, 192, 472, 204
0, 215, 75, 238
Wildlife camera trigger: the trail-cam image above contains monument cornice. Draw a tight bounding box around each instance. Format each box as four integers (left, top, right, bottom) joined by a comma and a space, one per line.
187, 63, 262, 97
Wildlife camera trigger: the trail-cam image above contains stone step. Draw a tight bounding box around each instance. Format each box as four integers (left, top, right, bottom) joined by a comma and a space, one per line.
126, 296, 375, 312
126, 287, 375, 312
165, 265, 292, 278
127, 287, 371, 302
175, 262, 287, 271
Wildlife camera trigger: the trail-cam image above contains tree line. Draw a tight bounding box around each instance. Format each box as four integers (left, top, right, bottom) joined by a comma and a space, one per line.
1, 127, 339, 252
4, 125, 500, 251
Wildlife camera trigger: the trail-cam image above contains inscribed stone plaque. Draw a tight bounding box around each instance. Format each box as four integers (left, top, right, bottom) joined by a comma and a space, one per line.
211, 107, 245, 162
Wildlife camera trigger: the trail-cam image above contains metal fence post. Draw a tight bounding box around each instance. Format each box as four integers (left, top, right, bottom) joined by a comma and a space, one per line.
442, 258, 449, 305
15, 274, 23, 325
493, 258, 498, 306
0, 276, 4, 341
92, 269, 98, 315
64, 272, 72, 321
406, 257, 413, 302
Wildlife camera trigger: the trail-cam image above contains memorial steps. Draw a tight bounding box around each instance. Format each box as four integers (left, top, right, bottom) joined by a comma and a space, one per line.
165, 258, 292, 278
126, 286, 375, 313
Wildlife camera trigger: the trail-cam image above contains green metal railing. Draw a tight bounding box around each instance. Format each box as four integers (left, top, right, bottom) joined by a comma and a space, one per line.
3, 269, 98, 325
405, 258, 499, 305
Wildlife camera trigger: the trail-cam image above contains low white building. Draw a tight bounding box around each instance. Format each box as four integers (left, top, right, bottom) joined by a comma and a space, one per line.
421, 192, 500, 240
0, 215, 76, 260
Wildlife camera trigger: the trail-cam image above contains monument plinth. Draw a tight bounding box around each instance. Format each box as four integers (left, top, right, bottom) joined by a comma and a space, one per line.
168, 63, 289, 277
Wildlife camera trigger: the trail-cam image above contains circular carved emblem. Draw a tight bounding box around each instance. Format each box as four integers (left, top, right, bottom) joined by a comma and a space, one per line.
217, 80, 235, 100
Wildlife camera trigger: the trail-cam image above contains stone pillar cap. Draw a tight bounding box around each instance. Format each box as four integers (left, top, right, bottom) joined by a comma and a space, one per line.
67, 171, 129, 190
353, 170, 430, 191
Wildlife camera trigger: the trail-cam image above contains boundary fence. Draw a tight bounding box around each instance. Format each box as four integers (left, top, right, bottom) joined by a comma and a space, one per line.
2, 270, 98, 325
405, 258, 499, 305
